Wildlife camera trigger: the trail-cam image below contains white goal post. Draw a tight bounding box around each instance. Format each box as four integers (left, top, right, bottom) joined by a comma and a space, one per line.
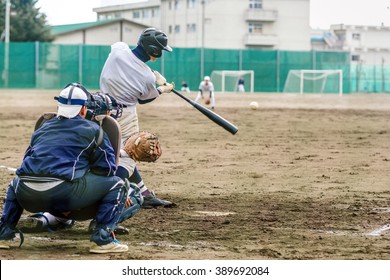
283, 69, 343, 95
210, 70, 254, 93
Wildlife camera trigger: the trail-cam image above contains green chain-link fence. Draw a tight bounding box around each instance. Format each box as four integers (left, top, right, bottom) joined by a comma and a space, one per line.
1, 42, 387, 93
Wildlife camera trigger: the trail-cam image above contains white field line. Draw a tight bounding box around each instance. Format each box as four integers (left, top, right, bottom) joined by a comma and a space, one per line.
367, 224, 390, 236
0, 165, 17, 172
192, 211, 237, 217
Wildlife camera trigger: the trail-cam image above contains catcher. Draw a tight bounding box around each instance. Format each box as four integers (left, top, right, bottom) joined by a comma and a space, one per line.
18, 90, 159, 234
0, 83, 134, 253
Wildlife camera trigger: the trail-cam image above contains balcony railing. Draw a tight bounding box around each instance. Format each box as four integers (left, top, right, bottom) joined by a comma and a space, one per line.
245, 9, 278, 22
245, 33, 278, 46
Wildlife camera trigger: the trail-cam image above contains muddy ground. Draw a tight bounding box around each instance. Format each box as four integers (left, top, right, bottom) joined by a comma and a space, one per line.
0, 90, 390, 260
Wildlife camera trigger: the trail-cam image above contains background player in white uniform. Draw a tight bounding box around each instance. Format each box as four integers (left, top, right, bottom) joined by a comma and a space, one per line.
194, 76, 215, 110
99, 27, 174, 208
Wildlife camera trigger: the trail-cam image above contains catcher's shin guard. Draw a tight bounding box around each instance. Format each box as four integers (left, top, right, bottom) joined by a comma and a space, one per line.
118, 181, 143, 223
90, 227, 115, 246
118, 204, 141, 224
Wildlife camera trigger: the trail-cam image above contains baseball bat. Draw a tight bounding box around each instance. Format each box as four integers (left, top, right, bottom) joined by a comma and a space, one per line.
171, 89, 238, 135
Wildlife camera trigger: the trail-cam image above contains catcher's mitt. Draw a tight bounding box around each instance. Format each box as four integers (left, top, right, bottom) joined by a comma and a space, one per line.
123, 131, 162, 162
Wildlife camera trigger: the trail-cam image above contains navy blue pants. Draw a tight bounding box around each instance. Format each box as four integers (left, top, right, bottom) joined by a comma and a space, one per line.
1, 173, 127, 231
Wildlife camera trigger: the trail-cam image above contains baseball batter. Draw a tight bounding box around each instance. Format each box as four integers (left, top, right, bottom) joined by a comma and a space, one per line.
194, 76, 215, 110
100, 27, 174, 208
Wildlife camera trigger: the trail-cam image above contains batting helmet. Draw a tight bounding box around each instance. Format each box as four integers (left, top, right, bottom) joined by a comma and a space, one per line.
138, 27, 172, 58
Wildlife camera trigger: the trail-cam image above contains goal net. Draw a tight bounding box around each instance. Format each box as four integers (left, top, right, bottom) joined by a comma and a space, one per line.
283, 69, 343, 95
210, 70, 254, 93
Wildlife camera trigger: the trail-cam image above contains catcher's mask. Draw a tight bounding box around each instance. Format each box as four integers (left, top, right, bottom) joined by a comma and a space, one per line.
55, 82, 124, 120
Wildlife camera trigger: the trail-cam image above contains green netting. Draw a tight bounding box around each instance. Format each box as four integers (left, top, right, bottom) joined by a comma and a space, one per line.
242, 50, 277, 92
160, 47, 200, 91
350, 64, 390, 93
0, 42, 36, 88
283, 70, 343, 94
314, 51, 351, 93
0, 42, 379, 93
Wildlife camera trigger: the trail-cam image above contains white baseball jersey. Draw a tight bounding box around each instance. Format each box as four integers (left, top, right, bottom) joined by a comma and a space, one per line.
100, 42, 159, 107
100, 42, 160, 173
199, 81, 214, 93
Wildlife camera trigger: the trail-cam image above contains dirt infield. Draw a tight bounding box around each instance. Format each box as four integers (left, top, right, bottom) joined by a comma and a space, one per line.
1, 89, 390, 260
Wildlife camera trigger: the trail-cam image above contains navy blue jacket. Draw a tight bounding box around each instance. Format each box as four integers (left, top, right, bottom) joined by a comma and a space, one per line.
17, 116, 117, 181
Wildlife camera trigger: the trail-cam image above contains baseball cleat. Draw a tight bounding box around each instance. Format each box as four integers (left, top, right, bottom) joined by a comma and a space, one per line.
113, 226, 130, 235
0, 240, 11, 249
89, 239, 128, 254
142, 191, 174, 208
88, 220, 130, 235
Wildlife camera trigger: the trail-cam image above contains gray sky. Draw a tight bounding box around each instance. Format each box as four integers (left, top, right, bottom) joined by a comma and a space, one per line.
37, 0, 390, 28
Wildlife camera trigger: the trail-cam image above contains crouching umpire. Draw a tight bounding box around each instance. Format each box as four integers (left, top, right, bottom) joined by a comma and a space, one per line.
0, 83, 129, 254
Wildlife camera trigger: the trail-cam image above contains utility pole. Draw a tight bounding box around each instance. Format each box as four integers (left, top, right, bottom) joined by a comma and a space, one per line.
200, 0, 205, 80
4, 0, 10, 87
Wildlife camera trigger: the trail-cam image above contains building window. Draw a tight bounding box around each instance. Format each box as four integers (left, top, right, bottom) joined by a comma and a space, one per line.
174, 25, 181, 33
352, 33, 361, 40
249, 0, 262, 9
114, 12, 121, 18
175, 0, 181, 10
187, 0, 196, 8
169, 25, 172, 34
133, 11, 140, 19
152, 8, 160, 17
351, 54, 360, 61
142, 9, 150, 18
187, 23, 197, 32
248, 22, 263, 33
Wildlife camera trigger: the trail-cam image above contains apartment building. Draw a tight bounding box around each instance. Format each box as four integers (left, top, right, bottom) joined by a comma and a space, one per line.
311, 24, 390, 65
93, 0, 311, 50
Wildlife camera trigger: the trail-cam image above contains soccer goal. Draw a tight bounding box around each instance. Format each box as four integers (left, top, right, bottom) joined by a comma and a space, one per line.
210, 70, 254, 93
283, 69, 343, 95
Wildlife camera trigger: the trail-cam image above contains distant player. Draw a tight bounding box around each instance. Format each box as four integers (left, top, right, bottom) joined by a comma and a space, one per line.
181, 80, 190, 93
194, 76, 215, 110
237, 76, 245, 92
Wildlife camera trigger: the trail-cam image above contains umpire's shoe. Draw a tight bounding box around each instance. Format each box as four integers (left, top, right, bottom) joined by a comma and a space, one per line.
142, 191, 174, 208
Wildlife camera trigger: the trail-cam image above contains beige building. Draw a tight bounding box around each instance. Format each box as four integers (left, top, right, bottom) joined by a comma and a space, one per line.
93, 0, 311, 50
311, 24, 390, 65
51, 19, 148, 45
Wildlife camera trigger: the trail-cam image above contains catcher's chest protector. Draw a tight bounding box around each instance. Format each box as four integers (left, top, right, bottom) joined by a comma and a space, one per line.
34, 113, 122, 166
